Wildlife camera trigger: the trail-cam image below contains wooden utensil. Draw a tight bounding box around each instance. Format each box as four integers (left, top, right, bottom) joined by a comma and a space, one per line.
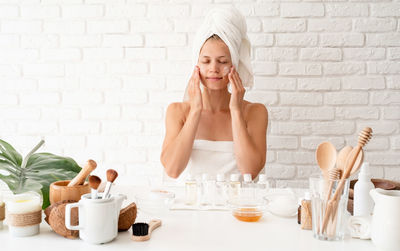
321, 127, 373, 233
68, 160, 97, 187
349, 148, 364, 176
336, 146, 364, 177
49, 180, 90, 205
131, 219, 162, 241
336, 146, 352, 172
316, 142, 337, 179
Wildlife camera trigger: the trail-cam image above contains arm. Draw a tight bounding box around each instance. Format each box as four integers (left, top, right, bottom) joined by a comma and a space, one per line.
160, 103, 201, 178
160, 66, 203, 178
229, 67, 268, 179
231, 104, 268, 179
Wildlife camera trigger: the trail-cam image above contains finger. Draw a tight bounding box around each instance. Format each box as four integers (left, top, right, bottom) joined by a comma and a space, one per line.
194, 66, 200, 88
232, 68, 244, 91
228, 71, 237, 92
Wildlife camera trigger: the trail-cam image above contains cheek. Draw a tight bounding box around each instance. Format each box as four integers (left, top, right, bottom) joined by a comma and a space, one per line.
199, 65, 207, 77
222, 66, 230, 76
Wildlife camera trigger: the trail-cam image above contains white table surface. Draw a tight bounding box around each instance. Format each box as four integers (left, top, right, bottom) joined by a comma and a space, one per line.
0, 186, 377, 251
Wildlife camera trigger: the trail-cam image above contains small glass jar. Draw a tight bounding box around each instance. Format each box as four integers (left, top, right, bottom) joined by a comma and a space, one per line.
6, 191, 42, 237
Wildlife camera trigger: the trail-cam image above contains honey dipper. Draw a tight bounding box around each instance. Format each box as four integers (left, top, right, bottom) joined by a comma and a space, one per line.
321, 127, 373, 233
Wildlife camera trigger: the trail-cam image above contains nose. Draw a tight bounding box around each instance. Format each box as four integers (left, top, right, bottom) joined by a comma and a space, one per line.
209, 61, 220, 73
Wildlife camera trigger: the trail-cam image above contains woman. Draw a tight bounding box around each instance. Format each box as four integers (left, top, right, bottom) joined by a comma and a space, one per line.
160, 7, 268, 181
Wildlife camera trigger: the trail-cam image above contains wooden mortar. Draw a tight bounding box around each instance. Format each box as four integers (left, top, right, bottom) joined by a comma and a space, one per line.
50, 180, 90, 205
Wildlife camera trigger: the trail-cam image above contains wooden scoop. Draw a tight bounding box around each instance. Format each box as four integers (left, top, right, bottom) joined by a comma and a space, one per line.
68, 160, 97, 187
316, 142, 337, 180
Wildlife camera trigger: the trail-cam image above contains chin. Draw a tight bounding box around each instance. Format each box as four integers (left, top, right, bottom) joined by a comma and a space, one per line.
202, 80, 229, 90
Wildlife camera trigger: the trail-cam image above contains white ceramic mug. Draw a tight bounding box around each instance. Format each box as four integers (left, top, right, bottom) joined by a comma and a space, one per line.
65, 193, 126, 244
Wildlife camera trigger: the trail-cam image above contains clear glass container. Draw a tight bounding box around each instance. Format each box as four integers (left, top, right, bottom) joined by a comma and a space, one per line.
309, 177, 350, 241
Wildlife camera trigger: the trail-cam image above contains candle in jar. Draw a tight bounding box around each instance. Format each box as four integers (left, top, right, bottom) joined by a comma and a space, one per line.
6, 191, 42, 237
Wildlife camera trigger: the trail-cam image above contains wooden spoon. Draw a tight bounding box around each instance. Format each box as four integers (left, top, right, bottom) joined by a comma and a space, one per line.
336, 146, 364, 177
336, 146, 353, 173
316, 142, 337, 179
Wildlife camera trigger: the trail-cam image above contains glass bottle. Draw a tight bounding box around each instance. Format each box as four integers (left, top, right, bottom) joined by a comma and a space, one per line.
185, 174, 197, 205
256, 174, 270, 200
242, 173, 255, 199
228, 173, 241, 200
215, 174, 227, 206
200, 173, 214, 206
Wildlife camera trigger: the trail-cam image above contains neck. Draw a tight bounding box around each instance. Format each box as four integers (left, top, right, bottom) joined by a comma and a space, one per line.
202, 86, 230, 112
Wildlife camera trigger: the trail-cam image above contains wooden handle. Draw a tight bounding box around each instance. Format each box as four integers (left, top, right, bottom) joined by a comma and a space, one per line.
131, 219, 162, 242
67, 160, 97, 187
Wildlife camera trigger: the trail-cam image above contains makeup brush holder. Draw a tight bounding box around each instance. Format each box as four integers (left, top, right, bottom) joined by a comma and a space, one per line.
49, 180, 90, 205
65, 193, 126, 244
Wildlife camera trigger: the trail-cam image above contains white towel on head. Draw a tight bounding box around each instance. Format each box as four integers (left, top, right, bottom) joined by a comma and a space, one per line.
192, 6, 254, 88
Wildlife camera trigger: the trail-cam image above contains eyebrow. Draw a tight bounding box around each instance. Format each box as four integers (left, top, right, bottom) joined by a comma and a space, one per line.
201, 56, 228, 59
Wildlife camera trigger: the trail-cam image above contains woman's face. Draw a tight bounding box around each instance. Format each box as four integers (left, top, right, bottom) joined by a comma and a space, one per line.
198, 38, 232, 90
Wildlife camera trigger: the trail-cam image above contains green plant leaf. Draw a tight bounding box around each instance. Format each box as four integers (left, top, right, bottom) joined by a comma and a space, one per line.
0, 139, 81, 209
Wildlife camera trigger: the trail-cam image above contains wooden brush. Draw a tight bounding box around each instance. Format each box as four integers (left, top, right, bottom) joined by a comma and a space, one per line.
131, 219, 162, 241
68, 159, 97, 187
101, 169, 118, 199
88, 175, 101, 199
321, 127, 373, 234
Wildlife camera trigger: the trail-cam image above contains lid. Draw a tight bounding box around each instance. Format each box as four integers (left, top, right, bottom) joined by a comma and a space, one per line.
258, 174, 267, 182
202, 173, 209, 181
216, 174, 225, 182
230, 173, 240, 182
243, 173, 252, 182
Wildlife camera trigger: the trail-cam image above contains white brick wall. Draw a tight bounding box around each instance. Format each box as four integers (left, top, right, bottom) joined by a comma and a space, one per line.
0, 1, 399, 192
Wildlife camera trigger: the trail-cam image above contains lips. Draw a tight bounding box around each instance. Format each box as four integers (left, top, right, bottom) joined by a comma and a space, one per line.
206, 77, 223, 81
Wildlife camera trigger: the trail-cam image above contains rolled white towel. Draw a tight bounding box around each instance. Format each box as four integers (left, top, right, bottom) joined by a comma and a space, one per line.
348, 215, 372, 240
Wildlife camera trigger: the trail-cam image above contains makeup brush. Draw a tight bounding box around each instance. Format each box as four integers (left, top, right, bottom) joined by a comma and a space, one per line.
68, 159, 97, 187
88, 175, 101, 199
131, 219, 162, 241
101, 169, 118, 199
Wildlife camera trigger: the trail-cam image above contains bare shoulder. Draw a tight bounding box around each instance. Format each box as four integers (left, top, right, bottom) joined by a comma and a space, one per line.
243, 101, 268, 122
166, 102, 190, 122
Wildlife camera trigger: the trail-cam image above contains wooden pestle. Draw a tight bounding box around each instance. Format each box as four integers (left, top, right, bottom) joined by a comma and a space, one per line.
67, 160, 97, 187
321, 127, 372, 234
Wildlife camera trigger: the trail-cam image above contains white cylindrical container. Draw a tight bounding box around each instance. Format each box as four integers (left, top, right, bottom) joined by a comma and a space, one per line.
354, 163, 375, 216
6, 191, 42, 237
229, 174, 241, 200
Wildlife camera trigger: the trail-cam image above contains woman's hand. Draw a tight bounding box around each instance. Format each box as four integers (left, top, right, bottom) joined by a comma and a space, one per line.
228, 66, 245, 112
187, 66, 203, 112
